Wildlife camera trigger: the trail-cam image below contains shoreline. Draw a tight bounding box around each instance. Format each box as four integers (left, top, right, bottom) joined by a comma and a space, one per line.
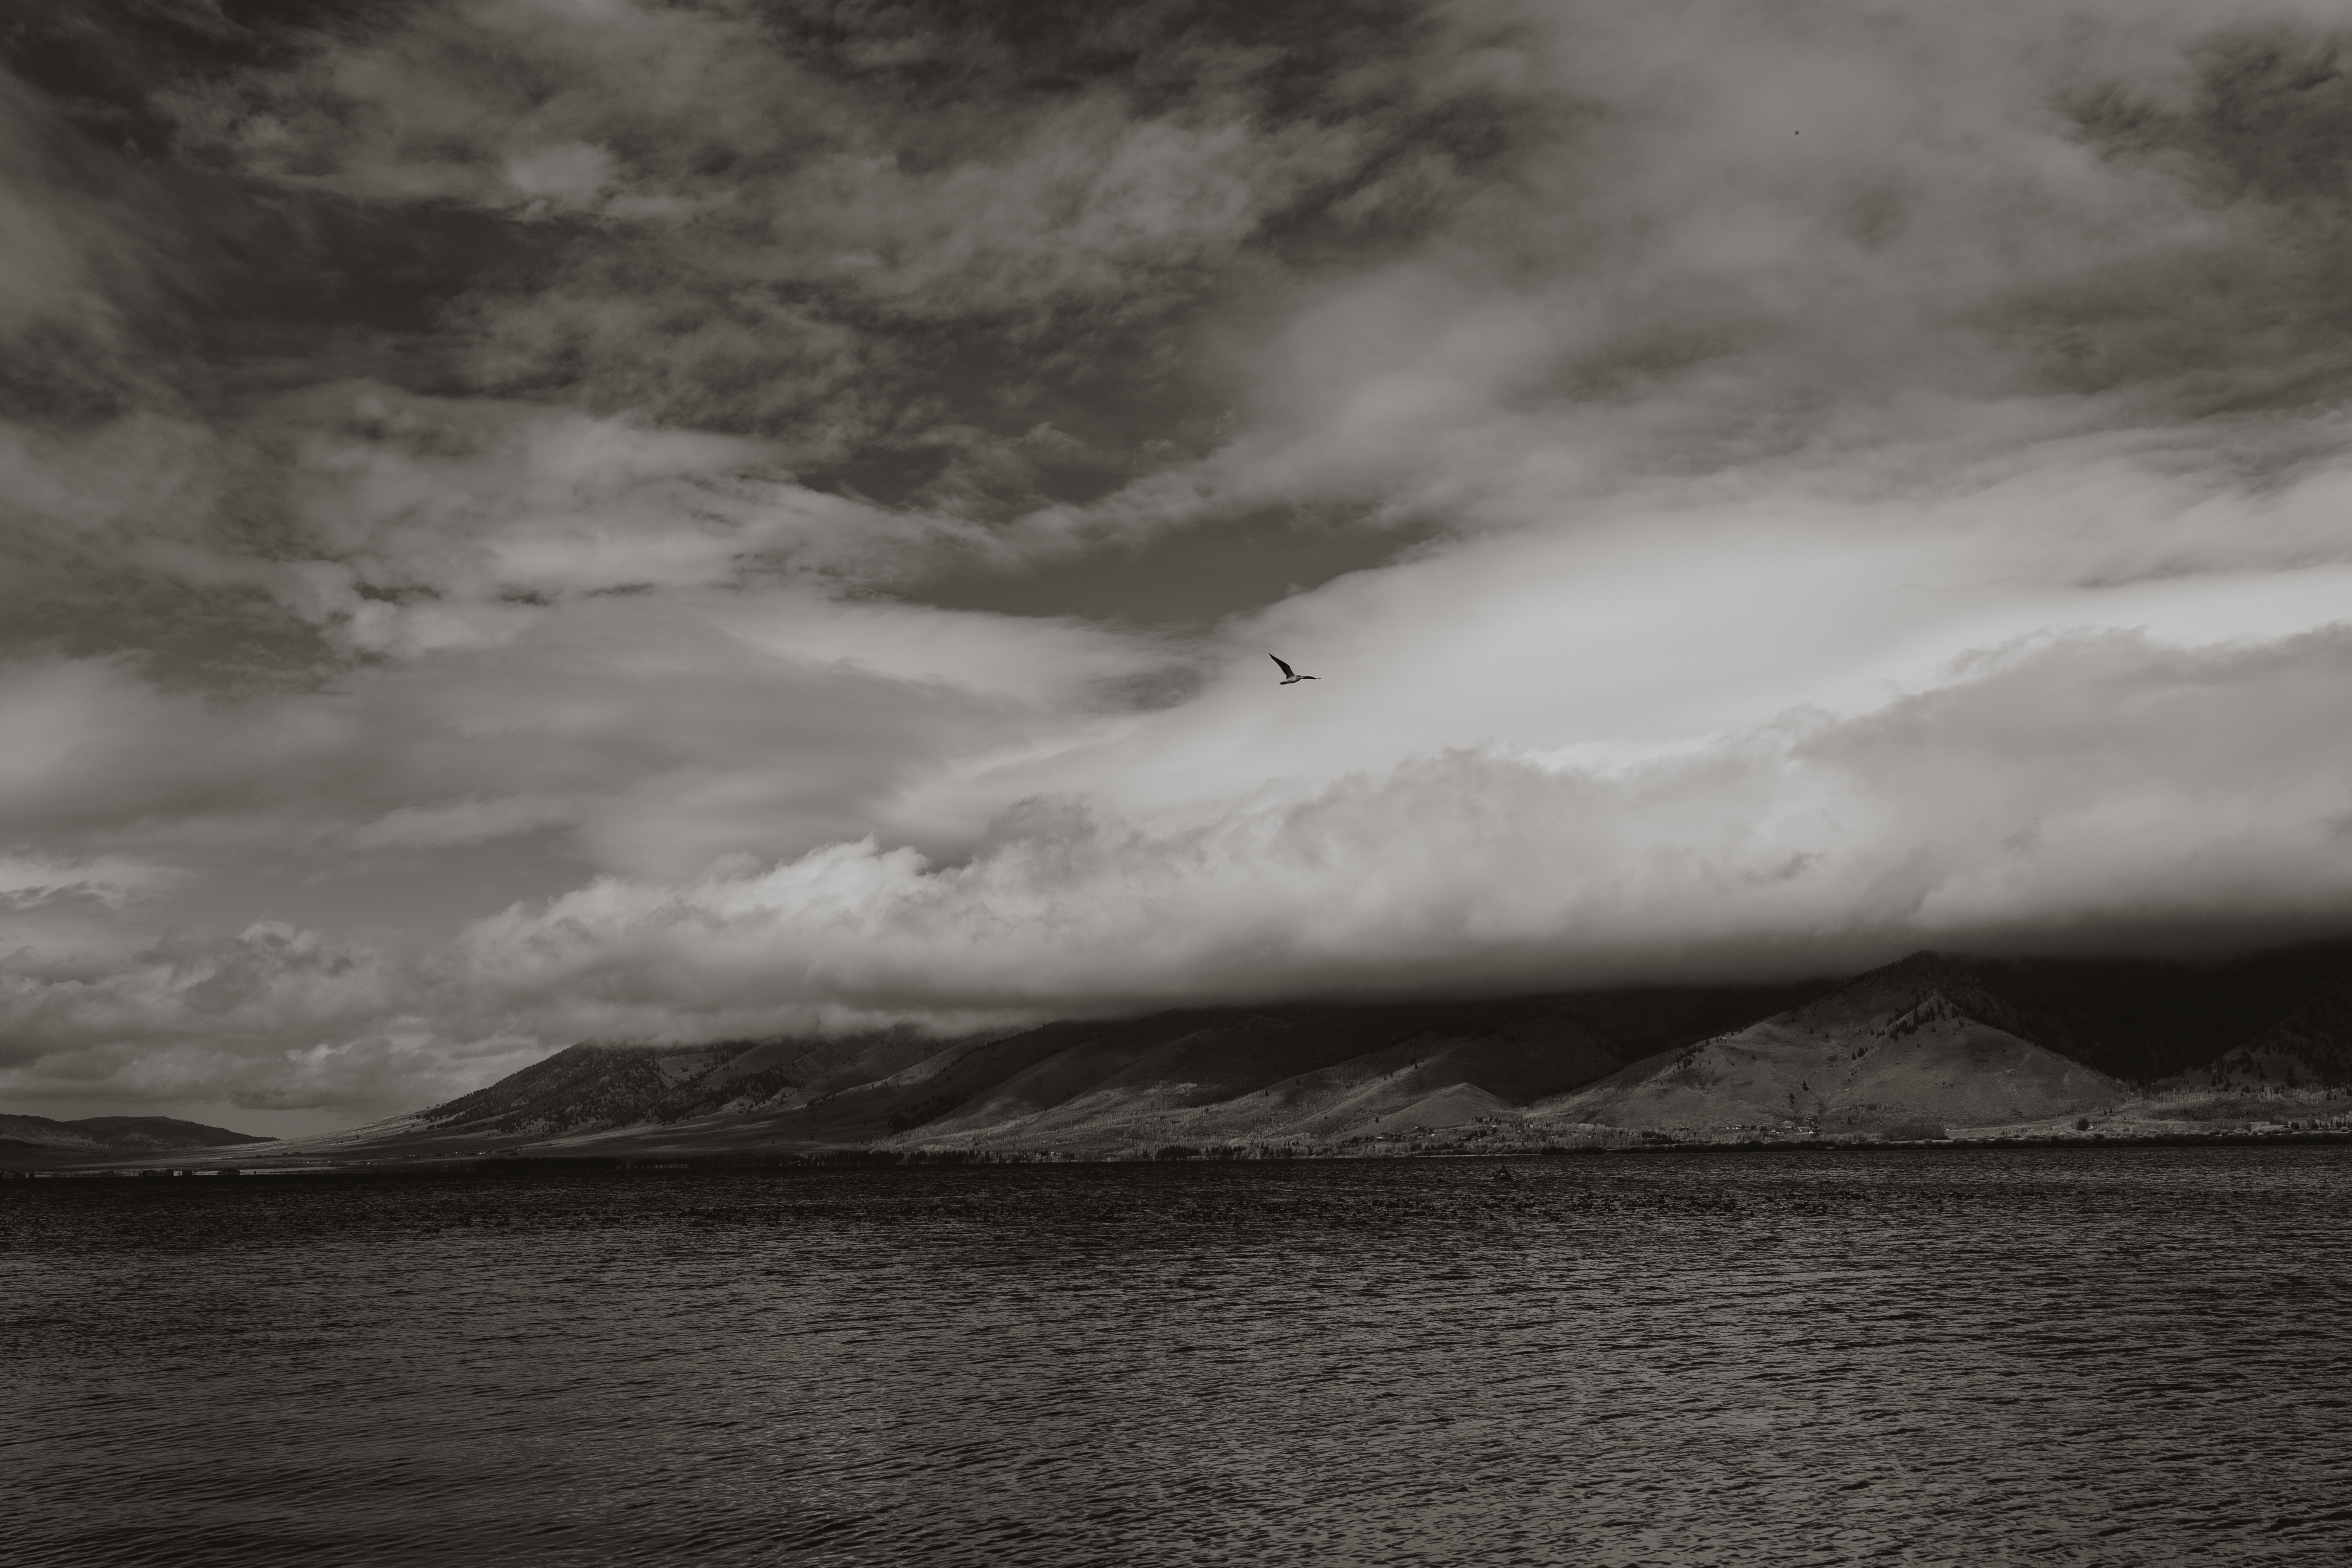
8, 1124, 2350, 1179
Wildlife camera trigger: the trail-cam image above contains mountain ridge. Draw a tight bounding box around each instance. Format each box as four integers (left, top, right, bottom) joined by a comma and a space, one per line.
31, 940, 2352, 1169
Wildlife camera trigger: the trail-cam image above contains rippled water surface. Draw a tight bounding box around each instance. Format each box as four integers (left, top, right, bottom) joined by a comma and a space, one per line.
6, 1148, 2350, 1566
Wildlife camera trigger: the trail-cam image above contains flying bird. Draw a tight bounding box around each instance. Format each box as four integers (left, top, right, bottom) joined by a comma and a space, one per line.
1270, 655, 1318, 685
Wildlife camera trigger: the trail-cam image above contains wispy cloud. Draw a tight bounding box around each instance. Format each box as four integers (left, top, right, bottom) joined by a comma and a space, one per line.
0, 851, 182, 909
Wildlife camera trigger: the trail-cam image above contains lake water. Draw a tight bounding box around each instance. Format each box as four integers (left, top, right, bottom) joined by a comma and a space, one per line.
5, 1148, 2349, 1566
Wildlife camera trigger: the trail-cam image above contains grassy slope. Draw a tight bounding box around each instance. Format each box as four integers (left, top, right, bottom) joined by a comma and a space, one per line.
0, 1114, 267, 1162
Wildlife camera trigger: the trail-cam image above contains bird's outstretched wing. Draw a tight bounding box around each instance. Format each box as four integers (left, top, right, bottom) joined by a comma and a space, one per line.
1270, 655, 1296, 678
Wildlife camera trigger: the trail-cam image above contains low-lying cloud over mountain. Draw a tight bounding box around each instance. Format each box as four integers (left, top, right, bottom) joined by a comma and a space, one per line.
166, 940, 2349, 1166
9, 2, 2352, 1130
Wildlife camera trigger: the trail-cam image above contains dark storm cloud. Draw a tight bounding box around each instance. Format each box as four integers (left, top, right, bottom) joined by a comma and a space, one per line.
2028, 28, 2352, 416
137, 0, 1513, 512
1164, 3, 2352, 542
0, 0, 1519, 702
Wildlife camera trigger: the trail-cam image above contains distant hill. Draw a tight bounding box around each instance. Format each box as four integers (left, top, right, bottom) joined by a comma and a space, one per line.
237, 937, 2352, 1164
0, 1114, 268, 1164
1528, 945, 2352, 1141
414, 1027, 990, 1137
263, 981, 1830, 1163
1535, 971, 2123, 1139
2200, 978, 2352, 1092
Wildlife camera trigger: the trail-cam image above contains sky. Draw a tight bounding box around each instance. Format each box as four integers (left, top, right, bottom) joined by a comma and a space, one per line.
8, 0, 2352, 1135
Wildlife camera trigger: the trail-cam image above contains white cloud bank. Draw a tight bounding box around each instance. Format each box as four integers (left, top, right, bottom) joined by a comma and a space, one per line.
462, 626, 2352, 1028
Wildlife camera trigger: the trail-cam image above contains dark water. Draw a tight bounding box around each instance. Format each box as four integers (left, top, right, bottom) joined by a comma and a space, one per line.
6, 1149, 2349, 1567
